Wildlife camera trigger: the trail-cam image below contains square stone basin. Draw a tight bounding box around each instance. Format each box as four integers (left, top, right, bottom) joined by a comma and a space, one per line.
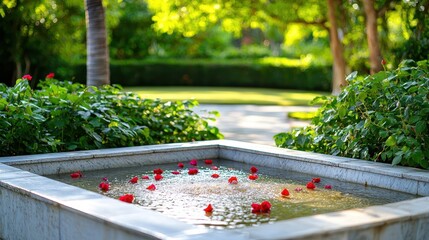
1, 140, 428, 239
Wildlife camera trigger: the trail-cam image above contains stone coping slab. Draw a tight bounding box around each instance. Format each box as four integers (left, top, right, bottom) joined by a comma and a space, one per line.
1, 140, 428, 240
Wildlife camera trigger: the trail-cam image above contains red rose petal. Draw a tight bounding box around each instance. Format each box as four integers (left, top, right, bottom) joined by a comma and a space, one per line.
153, 168, 164, 174
248, 174, 258, 180
295, 187, 303, 192
46, 72, 55, 79
119, 194, 134, 203
70, 171, 82, 179
22, 74, 32, 81
204, 204, 213, 213
141, 175, 150, 180
251, 203, 261, 213
306, 182, 316, 189
211, 166, 219, 170
147, 184, 156, 191
250, 166, 258, 174
188, 168, 199, 175
129, 176, 138, 184
281, 188, 290, 197
177, 162, 184, 168
312, 177, 321, 183
211, 173, 220, 178
260, 201, 272, 212
324, 184, 332, 189
171, 171, 180, 175
204, 159, 213, 164
228, 176, 238, 184
98, 182, 110, 191
189, 159, 198, 166
154, 174, 163, 181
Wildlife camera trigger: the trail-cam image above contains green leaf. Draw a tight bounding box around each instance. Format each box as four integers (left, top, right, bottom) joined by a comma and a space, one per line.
419, 158, 429, 169
346, 71, 358, 82
385, 136, 396, 147
392, 154, 402, 165
415, 121, 426, 134
67, 145, 78, 150
0, 98, 8, 110
338, 106, 347, 118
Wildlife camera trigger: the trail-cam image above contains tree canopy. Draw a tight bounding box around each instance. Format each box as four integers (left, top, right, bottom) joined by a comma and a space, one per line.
0, 0, 427, 89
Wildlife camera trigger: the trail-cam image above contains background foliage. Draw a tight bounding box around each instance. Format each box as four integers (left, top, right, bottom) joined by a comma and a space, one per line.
66, 58, 332, 91
0, 78, 222, 156
1, 0, 428, 88
275, 60, 429, 169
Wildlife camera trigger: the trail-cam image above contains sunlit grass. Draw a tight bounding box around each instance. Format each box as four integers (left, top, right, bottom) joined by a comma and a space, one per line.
287, 111, 318, 120
124, 86, 329, 106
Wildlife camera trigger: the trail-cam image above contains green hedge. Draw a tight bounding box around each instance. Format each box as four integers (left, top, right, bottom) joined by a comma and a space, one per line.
0, 79, 222, 156
275, 60, 429, 169
65, 59, 332, 91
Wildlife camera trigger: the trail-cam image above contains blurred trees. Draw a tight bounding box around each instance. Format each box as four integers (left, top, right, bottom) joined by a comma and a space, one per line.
0, 0, 84, 85
0, 0, 428, 90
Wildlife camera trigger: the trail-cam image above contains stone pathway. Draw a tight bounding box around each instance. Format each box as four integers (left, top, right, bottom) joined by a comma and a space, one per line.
195, 104, 318, 146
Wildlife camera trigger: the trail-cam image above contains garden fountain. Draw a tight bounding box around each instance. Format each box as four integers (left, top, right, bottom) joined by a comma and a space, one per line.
1, 140, 428, 239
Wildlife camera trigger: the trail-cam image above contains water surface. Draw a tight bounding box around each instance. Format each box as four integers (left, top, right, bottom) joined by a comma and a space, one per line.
48, 159, 418, 229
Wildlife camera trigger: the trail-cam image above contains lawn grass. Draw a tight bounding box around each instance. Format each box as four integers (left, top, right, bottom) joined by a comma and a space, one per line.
124, 86, 329, 106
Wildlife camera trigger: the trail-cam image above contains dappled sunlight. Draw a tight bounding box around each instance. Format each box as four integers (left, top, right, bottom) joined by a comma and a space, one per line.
125, 87, 329, 106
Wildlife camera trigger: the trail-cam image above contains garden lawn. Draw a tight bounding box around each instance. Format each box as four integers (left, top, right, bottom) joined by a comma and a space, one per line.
124, 86, 329, 106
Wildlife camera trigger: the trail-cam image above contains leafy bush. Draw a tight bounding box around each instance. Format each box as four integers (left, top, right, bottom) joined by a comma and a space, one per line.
63, 58, 332, 92
275, 60, 429, 169
0, 79, 222, 156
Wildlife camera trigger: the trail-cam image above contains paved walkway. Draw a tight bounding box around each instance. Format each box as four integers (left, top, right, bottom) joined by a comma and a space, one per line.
195, 105, 318, 146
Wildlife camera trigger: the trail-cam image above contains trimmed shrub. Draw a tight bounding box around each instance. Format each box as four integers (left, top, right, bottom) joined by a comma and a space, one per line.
63, 59, 332, 91
0, 78, 222, 156
275, 60, 429, 169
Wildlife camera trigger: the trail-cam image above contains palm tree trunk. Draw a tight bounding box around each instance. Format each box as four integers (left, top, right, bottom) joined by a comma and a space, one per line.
327, 0, 347, 95
363, 0, 383, 74
85, 0, 110, 87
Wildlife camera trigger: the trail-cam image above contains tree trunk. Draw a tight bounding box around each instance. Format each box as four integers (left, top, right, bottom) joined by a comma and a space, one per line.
327, 0, 347, 95
85, 0, 110, 87
363, 0, 383, 74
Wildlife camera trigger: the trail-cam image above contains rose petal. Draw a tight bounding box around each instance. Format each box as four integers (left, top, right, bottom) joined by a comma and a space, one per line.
211, 173, 220, 178
295, 187, 303, 192
70, 171, 82, 179
171, 171, 180, 175
22, 74, 32, 81
46, 72, 55, 79
260, 201, 271, 212
306, 182, 316, 189
98, 182, 110, 191
154, 174, 163, 181
129, 176, 138, 184
146, 184, 156, 191
250, 166, 258, 174
324, 184, 332, 189
119, 194, 134, 203
177, 162, 184, 168
251, 203, 261, 213
228, 176, 238, 184
248, 174, 258, 180
204, 204, 213, 213
188, 168, 199, 175
153, 168, 164, 175
281, 188, 290, 197
312, 177, 321, 183
141, 175, 150, 180
189, 159, 198, 166
204, 159, 213, 164
211, 166, 219, 170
